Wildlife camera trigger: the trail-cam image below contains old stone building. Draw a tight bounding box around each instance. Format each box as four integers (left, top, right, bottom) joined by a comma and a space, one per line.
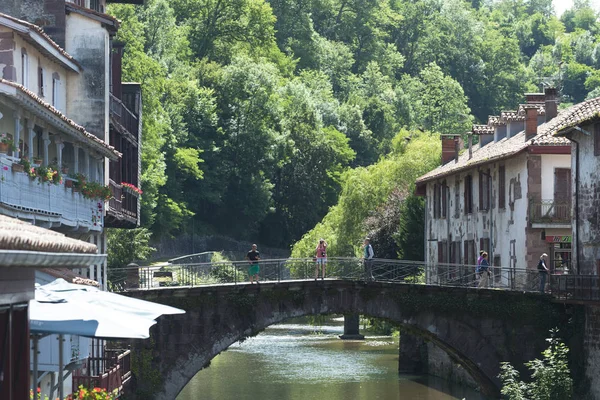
416, 88, 576, 279
554, 97, 600, 274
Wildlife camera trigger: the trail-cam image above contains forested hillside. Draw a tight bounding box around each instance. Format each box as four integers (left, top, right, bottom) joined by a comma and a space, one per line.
108, 0, 600, 251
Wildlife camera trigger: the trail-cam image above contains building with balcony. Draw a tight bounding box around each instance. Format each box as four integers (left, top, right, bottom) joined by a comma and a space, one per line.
416, 88, 574, 277
553, 97, 600, 275
0, 0, 141, 398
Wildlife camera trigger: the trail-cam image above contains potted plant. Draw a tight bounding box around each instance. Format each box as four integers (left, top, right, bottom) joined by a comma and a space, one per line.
70, 172, 86, 192
11, 161, 24, 173
33, 156, 43, 165
0, 133, 15, 154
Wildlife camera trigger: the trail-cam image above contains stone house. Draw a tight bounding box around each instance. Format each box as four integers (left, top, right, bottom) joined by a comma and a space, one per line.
0, 0, 141, 398
554, 97, 600, 274
415, 88, 576, 282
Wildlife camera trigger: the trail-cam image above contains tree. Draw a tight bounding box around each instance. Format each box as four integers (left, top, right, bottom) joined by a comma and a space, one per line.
107, 228, 156, 269
499, 329, 573, 400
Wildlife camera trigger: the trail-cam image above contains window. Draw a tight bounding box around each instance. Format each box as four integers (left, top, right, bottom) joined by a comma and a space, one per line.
433, 182, 447, 219
450, 241, 461, 264
498, 166, 506, 209
463, 240, 476, 265
554, 168, 572, 220
464, 175, 473, 214
595, 123, 600, 156
52, 73, 61, 110
437, 241, 448, 264
21, 49, 28, 87
441, 180, 447, 218
479, 169, 491, 211
90, 0, 100, 11
38, 66, 44, 97
454, 178, 460, 218
479, 238, 490, 255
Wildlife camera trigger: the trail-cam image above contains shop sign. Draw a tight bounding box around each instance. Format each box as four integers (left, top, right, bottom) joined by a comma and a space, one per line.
545, 235, 572, 243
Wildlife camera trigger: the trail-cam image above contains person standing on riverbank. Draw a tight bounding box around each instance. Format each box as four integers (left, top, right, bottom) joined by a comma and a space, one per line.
315, 239, 327, 280
247, 244, 261, 284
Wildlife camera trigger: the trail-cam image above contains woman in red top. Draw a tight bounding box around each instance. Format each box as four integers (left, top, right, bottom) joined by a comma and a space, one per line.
315, 239, 327, 280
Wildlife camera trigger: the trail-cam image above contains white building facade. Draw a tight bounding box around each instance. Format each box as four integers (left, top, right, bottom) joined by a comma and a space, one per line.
416, 89, 575, 283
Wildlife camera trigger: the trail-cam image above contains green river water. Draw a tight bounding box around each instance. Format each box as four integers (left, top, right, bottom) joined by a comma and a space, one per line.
177, 318, 491, 400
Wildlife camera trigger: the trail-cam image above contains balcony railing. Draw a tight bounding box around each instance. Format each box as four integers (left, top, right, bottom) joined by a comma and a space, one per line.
73, 349, 131, 398
529, 199, 571, 224
109, 94, 139, 141
0, 156, 103, 231
106, 179, 138, 227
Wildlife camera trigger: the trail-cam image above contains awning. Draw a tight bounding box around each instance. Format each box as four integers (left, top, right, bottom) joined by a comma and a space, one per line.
30, 278, 184, 338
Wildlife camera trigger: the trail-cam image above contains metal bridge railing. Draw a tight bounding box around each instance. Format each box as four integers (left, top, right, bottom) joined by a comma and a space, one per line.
108, 258, 563, 296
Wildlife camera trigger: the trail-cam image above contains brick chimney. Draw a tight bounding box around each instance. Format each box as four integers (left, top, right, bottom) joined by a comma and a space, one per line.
525, 93, 545, 104
441, 136, 463, 164
545, 87, 558, 122
525, 106, 538, 140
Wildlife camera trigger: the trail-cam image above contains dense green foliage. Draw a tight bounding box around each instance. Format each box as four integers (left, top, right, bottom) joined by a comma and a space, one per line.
108, 0, 600, 252
499, 330, 573, 400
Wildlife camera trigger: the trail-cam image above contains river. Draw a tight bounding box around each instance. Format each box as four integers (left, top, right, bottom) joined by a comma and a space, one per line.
177, 317, 490, 400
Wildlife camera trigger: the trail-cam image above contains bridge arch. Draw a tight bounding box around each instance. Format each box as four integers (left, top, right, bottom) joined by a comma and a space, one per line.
126, 280, 567, 400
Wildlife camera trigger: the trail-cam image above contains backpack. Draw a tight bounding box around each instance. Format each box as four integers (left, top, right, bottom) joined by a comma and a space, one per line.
537, 259, 546, 271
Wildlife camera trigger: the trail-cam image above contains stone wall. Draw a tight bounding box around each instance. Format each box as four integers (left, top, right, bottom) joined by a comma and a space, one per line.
585, 305, 600, 399
426, 342, 479, 389
0, 0, 66, 47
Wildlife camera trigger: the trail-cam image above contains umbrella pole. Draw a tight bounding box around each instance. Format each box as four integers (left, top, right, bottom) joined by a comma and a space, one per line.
58, 334, 64, 400
32, 335, 38, 398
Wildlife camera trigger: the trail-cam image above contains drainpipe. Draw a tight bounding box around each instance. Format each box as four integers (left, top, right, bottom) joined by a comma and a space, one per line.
569, 136, 580, 275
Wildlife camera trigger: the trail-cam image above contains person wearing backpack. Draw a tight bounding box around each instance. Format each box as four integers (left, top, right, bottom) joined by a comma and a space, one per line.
477, 252, 490, 288
538, 253, 549, 293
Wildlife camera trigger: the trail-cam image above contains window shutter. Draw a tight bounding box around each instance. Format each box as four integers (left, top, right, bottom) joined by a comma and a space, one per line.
595, 124, 600, 156
498, 166, 506, 209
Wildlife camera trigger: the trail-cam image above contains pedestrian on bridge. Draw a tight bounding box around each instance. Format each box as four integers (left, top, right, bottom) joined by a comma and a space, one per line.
315, 239, 327, 280
362, 238, 375, 281
246, 244, 261, 284
477, 252, 490, 288
538, 253, 549, 293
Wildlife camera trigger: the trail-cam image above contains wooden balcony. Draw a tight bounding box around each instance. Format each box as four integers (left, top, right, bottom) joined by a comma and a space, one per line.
0, 155, 103, 232
72, 349, 131, 398
105, 180, 138, 228
109, 94, 140, 142
529, 199, 571, 226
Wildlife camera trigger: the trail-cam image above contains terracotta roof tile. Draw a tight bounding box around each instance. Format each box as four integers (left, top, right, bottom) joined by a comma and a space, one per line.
0, 215, 98, 254
488, 115, 504, 126
40, 268, 100, 287
472, 124, 495, 135
501, 111, 524, 122
0, 79, 121, 159
415, 100, 591, 183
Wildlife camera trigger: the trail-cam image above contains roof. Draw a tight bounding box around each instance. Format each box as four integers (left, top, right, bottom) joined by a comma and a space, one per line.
0, 79, 121, 160
415, 99, 593, 184
473, 124, 494, 135
0, 13, 81, 72
554, 97, 600, 136
65, 3, 120, 31
0, 215, 97, 254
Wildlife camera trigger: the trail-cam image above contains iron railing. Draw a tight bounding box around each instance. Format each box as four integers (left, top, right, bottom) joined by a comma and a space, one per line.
72, 349, 131, 397
551, 274, 600, 302
529, 199, 571, 224
109, 258, 555, 294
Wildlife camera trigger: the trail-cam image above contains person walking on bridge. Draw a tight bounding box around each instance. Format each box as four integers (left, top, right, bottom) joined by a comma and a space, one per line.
477, 252, 490, 288
538, 253, 549, 293
362, 238, 375, 281
315, 239, 328, 280
246, 244, 261, 284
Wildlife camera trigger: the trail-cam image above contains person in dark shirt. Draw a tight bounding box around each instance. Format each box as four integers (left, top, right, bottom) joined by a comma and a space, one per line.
246, 244, 260, 284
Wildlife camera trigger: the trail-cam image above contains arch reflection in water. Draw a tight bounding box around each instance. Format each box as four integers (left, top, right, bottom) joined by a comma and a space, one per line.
177, 317, 490, 400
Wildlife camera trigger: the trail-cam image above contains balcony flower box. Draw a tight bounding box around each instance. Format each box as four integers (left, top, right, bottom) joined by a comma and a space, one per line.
11, 163, 24, 173
121, 182, 143, 197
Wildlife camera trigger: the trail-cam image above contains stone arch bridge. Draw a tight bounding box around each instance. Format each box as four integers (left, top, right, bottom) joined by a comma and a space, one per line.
125, 280, 572, 400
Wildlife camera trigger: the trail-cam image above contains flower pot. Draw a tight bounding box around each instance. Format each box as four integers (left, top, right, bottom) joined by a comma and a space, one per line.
33, 158, 43, 165
0, 143, 8, 154
11, 163, 24, 173
65, 180, 73, 188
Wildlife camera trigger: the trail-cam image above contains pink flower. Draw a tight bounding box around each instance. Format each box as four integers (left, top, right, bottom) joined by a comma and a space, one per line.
2, 166, 8, 171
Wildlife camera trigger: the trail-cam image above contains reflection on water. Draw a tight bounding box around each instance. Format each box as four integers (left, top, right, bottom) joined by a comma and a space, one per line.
177, 319, 489, 400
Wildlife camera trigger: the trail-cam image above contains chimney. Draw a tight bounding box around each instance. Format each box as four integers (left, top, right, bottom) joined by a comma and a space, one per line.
441, 136, 463, 164
525, 93, 545, 104
545, 87, 558, 121
468, 134, 473, 159
525, 106, 537, 140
